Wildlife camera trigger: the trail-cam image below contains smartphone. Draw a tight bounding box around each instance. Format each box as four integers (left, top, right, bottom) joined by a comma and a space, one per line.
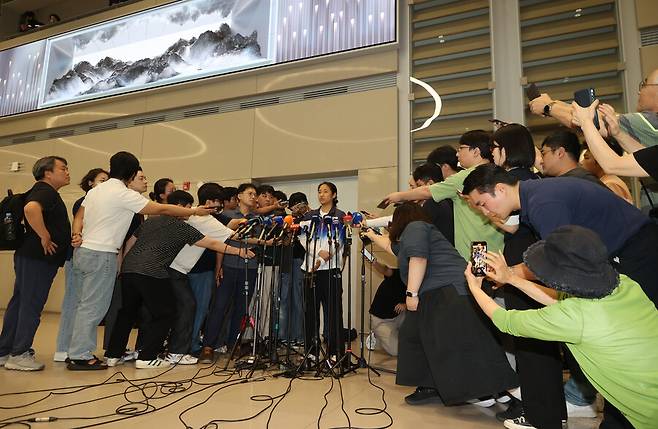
526, 83, 541, 101
362, 248, 375, 263
574, 88, 600, 129
360, 210, 372, 216
470, 241, 487, 277
377, 199, 389, 209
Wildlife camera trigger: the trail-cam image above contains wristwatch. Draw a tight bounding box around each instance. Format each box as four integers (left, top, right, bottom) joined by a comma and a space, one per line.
543, 101, 556, 117
405, 290, 418, 298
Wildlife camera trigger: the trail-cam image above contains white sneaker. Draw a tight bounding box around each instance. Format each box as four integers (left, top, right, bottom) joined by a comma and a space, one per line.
165, 353, 198, 365
105, 357, 124, 367
5, 351, 45, 371
566, 401, 598, 418
0, 355, 8, 367
504, 416, 538, 429
135, 358, 172, 369
468, 397, 496, 407
53, 351, 68, 362
365, 333, 377, 350
497, 394, 512, 404
123, 349, 138, 362
214, 345, 228, 354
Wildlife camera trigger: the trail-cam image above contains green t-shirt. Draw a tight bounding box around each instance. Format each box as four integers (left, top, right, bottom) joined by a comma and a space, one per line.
492, 276, 658, 429
620, 111, 658, 148
428, 166, 504, 260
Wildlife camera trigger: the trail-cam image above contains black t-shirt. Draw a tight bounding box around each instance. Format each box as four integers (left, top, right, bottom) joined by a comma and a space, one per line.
519, 177, 649, 255
122, 216, 204, 278
16, 182, 71, 267
561, 166, 606, 188
66, 196, 85, 261
634, 146, 658, 182
422, 197, 454, 246
123, 213, 144, 248
369, 269, 406, 319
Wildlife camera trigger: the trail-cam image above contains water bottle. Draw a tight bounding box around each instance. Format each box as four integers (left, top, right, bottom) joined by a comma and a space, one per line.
4, 213, 16, 241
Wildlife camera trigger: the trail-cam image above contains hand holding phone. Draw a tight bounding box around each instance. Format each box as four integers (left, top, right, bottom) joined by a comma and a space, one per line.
526, 83, 541, 101
574, 88, 600, 129
362, 248, 376, 263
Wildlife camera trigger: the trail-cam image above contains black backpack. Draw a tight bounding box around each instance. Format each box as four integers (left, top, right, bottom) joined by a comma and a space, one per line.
0, 189, 28, 250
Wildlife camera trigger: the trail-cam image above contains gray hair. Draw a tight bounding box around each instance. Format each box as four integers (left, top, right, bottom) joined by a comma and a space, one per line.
33, 156, 67, 180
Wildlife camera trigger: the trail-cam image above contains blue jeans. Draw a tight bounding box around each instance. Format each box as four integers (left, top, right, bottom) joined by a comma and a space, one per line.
188, 271, 214, 354
0, 255, 58, 356
67, 247, 117, 360
564, 377, 597, 406
55, 260, 78, 353
279, 259, 304, 341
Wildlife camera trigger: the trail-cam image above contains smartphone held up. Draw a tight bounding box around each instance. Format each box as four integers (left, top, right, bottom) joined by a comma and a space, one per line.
470, 241, 488, 277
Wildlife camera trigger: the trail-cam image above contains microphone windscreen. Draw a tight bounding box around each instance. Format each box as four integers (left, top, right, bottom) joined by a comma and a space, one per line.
284, 215, 294, 225
352, 212, 363, 225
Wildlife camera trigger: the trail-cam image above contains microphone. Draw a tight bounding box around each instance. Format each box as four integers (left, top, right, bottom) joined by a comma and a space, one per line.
309, 214, 320, 239
343, 213, 353, 225
351, 212, 364, 226
323, 215, 333, 240
239, 217, 262, 238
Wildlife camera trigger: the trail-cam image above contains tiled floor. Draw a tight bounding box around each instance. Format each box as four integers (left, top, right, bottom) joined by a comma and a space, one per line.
0, 312, 601, 428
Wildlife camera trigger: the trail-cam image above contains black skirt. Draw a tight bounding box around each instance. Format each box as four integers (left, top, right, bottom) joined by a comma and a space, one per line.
396, 285, 518, 405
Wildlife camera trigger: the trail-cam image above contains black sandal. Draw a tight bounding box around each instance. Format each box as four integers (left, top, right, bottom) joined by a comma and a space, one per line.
66, 356, 108, 371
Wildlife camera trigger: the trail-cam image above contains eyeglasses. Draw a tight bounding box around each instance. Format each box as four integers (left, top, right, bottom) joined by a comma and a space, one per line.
488, 119, 510, 128
639, 78, 658, 91
540, 149, 554, 157
458, 145, 472, 151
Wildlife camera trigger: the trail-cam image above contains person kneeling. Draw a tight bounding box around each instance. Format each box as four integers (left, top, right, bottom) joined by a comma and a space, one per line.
465, 225, 658, 429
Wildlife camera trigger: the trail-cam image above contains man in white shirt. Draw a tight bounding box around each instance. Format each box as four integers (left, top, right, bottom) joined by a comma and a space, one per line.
67, 151, 213, 370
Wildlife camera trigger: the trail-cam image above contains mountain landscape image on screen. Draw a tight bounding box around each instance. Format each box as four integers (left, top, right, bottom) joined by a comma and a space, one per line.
46, 23, 261, 102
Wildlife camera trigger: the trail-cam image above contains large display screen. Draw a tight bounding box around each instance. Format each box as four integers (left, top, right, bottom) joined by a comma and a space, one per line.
0, 0, 396, 118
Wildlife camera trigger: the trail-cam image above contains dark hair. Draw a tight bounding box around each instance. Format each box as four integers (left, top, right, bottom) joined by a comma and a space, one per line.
109, 151, 140, 182
166, 190, 194, 206
412, 163, 444, 183
492, 124, 536, 169
221, 186, 238, 201
289, 192, 308, 207
542, 130, 581, 162
460, 130, 493, 162
32, 156, 67, 180
197, 182, 223, 205
49, 14, 61, 22
387, 202, 432, 243
256, 184, 275, 196
149, 178, 173, 202
582, 138, 624, 157
237, 183, 256, 195
79, 168, 109, 193
273, 190, 287, 202
427, 145, 459, 171
318, 181, 338, 206
462, 163, 519, 196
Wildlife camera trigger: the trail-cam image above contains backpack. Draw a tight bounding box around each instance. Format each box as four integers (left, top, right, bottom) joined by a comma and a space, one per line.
0, 189, 28, 250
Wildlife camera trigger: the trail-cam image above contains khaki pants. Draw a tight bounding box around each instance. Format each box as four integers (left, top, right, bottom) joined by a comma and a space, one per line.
370, 312, 405, 356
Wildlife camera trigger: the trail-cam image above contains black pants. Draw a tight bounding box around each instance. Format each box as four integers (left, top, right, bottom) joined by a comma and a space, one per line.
102, 277, 148, 351
616, 222, 658, 306
167, 269, 196, 354
504, 287, 566, 429
600, 400, 634, 429
304, 269, 344, 356
107, 273, 176, 361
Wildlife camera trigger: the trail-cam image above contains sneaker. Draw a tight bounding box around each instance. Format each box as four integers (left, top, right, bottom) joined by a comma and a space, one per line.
165, 353, 198, 365
0, 355, 8, 367
497, 394, 512, 404
135, 358, 172, 369
504, 416, 537, 429
199, 347, 214, 364
566, 401, 597, 418
214, 345, 228, 354
496, 397, 523, 422
404, 386, 443, 405
122, 349, 139, 362
365, 333, 377, 351
53, 351, 68, 362
105, 357, 124, 367
468, 396, 496, 407
5, 351, 45, 371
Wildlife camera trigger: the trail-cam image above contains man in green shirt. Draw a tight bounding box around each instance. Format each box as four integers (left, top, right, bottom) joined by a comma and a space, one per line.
465, 225, 658, 429
382, 130, 503, 260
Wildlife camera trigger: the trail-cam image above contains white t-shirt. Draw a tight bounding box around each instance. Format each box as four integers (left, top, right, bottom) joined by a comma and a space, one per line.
80, 178, 149, 253
298, 210, 344, 272
170, 214, 233, 274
